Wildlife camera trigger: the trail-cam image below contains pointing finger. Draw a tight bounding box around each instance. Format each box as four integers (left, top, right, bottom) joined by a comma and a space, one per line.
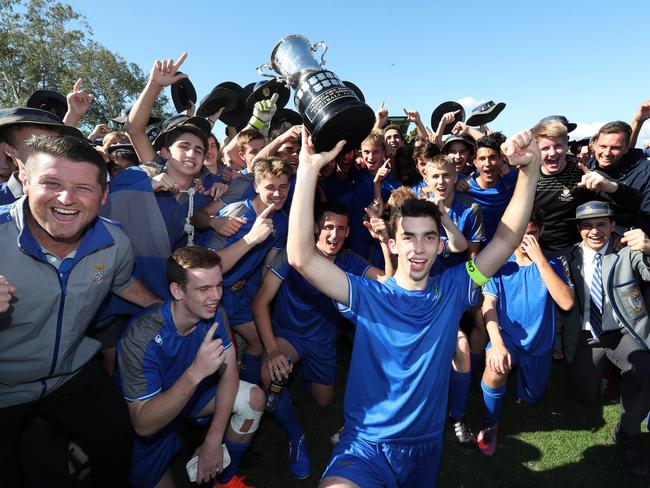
174, 52, 188, 69
258, 203, 275, 218
73, 78, 83, 92
577, 162, 591, 175
204, 322, 219, 343
269, 92, 279, 104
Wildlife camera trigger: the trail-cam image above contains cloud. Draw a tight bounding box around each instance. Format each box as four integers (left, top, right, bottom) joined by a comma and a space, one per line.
455, 96, 487, 114
571, 122, 605, 140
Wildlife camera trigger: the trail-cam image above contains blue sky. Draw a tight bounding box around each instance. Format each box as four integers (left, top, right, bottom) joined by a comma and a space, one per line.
67, 0, 650, 145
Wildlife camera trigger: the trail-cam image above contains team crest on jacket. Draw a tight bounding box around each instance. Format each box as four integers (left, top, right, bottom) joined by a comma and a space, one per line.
91, 260, 105, 285
628, 287, 644, 313
559, 186, 573, 202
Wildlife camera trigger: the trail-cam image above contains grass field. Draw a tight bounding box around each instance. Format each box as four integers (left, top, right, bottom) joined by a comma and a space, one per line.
174, 339, 650, 488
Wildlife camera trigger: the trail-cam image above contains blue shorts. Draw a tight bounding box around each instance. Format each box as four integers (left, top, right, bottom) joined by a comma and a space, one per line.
274, 327, 336, 385
322, 430, 443, 488
508, 346, 552, 404
130, 382, 216, 488
222, 275, 261, 326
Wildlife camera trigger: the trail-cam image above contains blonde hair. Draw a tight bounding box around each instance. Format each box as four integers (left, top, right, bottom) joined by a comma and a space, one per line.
532, 120, 568, 142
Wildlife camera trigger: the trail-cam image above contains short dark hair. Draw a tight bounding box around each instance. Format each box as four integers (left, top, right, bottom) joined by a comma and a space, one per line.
25, 135, 107, 188
476, 134, 502, 154
413, 142, 441, 161
164, 124, 208, 153
315, 201, 350, 222
596, 121, 632, 146
1, 123, 64, 147
529, 207, 545, 228
384, 124, 403, 137
389, 198, 441, 239
167, 246, 222, 290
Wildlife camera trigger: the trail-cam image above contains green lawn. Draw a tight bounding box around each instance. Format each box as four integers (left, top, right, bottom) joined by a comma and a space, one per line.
174, 351, 649, 487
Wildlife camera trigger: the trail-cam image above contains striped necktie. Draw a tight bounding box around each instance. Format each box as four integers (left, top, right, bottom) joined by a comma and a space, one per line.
589, 253, 604, 337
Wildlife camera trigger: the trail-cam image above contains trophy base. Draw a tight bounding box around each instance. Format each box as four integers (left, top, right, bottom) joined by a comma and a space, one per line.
311, 102, 375, 153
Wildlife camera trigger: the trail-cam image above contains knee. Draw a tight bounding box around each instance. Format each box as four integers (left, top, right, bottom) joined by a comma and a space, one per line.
313, 392, 333, 408
248, 385, 266, 412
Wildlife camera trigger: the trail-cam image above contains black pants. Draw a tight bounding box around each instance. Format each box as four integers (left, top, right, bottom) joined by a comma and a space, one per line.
0, 357, 133, 487
569, 329, 650, 435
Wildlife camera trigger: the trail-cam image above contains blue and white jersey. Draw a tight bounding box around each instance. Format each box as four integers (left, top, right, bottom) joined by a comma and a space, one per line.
438, 192, 485, 270
483, 254, 570, 356
269, 248, 371, 342
198, 199, 288, 287
337, 263, 478, 442
465, 168, 517, 243
116, 301, 232, 403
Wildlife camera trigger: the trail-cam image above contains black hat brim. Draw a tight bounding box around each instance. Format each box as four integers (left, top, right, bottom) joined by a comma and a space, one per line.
171, 74, 197, 113
246, 79, 290, 109
430, 101, 465, 135
466, 102, 506, 127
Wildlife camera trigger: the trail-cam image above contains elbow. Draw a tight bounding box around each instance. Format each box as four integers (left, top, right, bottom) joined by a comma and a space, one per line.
558, 294, 575, 312
132, 421, 156, 438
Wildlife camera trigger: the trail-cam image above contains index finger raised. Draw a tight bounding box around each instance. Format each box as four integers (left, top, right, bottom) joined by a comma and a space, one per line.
73, 78, 83, 92
577, 162, 591, 175
204, 322, 219, 343
173, 52, 188, 70
258, 203, 275, 219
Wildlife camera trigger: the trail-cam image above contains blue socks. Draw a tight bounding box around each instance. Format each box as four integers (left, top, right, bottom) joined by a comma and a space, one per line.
218, 439, 249, 483
239, 352, 261, 385
273, 389, 304, 442
449, 370, 471, 420
481, 380, 507, 423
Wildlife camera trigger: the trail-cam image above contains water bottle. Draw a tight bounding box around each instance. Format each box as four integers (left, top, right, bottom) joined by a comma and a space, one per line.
265, 357, 291, 412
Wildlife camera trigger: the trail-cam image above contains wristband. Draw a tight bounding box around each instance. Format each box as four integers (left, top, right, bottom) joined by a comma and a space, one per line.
466, 259, 489, 286
248, 115, 268, 131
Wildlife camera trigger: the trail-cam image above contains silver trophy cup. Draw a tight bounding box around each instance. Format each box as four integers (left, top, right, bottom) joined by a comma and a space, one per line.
257, 35, 374, 152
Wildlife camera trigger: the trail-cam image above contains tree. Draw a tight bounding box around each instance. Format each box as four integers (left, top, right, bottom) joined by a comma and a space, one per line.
0, 0, 170, 131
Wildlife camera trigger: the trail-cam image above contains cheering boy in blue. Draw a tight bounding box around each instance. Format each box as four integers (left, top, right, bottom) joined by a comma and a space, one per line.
477, 208, 574, 455
288, 126, 541, 488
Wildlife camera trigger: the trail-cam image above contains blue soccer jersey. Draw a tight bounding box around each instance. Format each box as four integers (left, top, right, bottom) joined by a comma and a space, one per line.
116, 301, 232, 403
337, 263, 478, 442
198, 199, 288, 287
268, 248, 371, 343
465, 168, 518, 243
438, 192, 485, 269
483, 254, 570, 356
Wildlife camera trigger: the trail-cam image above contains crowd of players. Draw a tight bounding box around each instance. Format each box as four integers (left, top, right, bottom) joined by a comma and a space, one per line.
1, 51, 650, 487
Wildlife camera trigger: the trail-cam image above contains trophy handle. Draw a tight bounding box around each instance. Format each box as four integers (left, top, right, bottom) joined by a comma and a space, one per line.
256, 63, 277, 79
311, 41, 328, 66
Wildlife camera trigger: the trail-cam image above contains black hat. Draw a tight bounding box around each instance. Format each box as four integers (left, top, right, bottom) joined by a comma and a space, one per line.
270, 108, 302, 136
220, 82, 254, 131
107, 143, 136, 155
170, 73, 197, 113
569, 136, 591, 155
146, 125, 161, 143
196, 81, 243, 118
342, 81, 365, 103
25, 90, 68, 120
246, 79, 290, 109
466, 101, 506, 127
442, 134, 475, 153
430, 101, 465, 135
152, 115, 212, 151
112, 106, 161, 126
0, 107, 83, 139
539, 115, 577, 133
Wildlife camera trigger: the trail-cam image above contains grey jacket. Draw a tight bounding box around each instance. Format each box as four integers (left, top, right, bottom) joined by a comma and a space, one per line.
560, 243, 650, 363
0, 197, 135, 407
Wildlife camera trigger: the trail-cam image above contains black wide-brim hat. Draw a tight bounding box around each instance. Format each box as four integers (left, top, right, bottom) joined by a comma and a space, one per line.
196, 82, 243, 118
220, 82, 254, 130
270, 108, 303, 134
112, 105, 161, 126
171, 73, 197, 113
246, 79, 290, 109
466, 101, 506, 127
430, 101, 465, 135
152, 115, 212, 151
342, 81, 365, 103
569, 136, 591, 155
25, 90, 68, 121
0, 107, 83, 139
